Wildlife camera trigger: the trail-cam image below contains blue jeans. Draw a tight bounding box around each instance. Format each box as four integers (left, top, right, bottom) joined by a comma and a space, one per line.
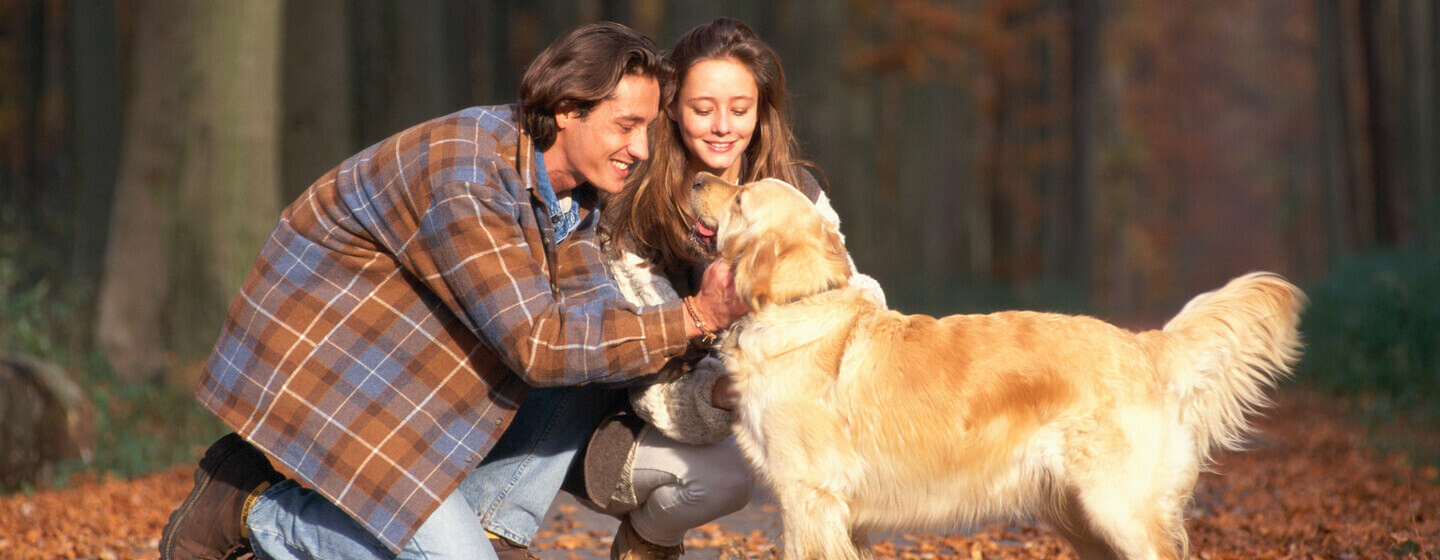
464, 386, 756, 548
247, 479, 496, 560
461, 385, 623, 546
245, 385, 621, 560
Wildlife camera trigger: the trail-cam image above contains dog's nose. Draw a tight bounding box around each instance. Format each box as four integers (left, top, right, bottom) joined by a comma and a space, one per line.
692, 171, 721, 190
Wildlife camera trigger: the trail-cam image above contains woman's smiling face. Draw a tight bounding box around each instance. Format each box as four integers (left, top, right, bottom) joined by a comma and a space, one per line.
670, 58, 759, 182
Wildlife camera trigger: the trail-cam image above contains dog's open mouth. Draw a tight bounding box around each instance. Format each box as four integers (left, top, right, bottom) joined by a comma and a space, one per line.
691, 219, 718, 256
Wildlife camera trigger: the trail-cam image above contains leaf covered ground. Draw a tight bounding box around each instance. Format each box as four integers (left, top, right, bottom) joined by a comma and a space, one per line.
2, 391, 1436, 559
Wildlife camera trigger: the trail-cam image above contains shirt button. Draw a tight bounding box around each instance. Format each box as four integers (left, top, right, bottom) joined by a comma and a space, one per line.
551, 214, 561, 224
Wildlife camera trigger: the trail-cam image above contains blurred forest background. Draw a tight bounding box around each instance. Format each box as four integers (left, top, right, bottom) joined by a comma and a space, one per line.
1, 0, 1437, 489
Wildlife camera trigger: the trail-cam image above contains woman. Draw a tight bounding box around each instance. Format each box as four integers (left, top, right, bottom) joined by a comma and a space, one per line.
465, 18, 883, 560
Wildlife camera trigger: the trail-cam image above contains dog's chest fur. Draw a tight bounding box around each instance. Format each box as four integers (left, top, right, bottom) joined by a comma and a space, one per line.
718, 290, 870, 453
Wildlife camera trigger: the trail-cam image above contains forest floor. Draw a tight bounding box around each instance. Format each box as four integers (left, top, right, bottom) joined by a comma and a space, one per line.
1, 390, 1436, 559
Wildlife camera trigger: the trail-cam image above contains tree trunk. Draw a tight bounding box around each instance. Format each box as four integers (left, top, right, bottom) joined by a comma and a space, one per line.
282, 0, 355, 204
872, 7, 904, 280
1068, 0, 1098, 295
353, 1, 464, 147
1358, 1, 1399, 245
66, 0, 119, 300
1315, 0, 1351, 258
1404, 0, 1437, 251
95, 0, 283, 381
94, 0, 189, 383
171, 0, 283, 360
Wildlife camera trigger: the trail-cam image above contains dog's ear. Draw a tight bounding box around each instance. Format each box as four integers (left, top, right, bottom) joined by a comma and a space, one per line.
766, 224, 850, 304
731, 226, 851, 309
731, 234, 781, 310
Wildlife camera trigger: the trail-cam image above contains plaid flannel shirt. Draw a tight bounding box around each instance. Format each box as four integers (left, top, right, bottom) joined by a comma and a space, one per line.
196, 104, 689, 552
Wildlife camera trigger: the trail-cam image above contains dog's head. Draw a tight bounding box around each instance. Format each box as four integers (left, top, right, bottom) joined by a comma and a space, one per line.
690, 172, 850, 310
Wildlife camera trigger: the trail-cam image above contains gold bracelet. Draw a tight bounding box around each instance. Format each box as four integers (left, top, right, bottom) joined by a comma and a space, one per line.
683, 296, 717, 342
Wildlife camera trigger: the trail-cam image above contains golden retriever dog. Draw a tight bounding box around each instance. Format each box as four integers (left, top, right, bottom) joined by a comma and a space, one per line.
689, 173, 1306, 560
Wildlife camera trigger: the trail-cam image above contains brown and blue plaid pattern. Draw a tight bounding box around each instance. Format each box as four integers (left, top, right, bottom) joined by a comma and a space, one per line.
196, 104, 688, 552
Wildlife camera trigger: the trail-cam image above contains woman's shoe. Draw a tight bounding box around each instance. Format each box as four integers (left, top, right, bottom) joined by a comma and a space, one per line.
609, 517, 683, 560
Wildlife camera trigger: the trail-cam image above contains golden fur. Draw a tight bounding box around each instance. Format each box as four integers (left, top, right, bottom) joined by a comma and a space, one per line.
690, 173, 1307, 560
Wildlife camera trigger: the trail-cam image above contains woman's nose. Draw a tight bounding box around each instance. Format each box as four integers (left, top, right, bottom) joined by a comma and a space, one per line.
712, 113, 731, 135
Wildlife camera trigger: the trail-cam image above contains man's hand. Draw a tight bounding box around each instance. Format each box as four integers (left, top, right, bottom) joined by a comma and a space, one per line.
685, 259, 747, 339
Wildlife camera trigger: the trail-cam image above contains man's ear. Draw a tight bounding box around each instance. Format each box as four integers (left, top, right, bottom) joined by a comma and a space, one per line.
665, 102, 679, 123
555, 103, 579, 130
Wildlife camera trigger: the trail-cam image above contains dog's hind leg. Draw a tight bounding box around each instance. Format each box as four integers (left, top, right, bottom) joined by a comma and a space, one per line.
1048, 518, 1121, 560
1050, 483, 1186, 560
776, 484, 866, 560
1048, 406, 1193, 560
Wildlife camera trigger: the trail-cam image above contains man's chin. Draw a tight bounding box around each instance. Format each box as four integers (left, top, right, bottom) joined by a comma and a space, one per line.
594, 180, 626, 195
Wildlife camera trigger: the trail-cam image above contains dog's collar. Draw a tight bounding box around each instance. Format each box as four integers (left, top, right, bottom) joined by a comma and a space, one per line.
776, 280, 847, 307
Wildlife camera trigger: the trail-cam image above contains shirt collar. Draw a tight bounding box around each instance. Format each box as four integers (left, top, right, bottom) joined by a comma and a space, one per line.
533, 148, 581, 242
534, 147, 559, 212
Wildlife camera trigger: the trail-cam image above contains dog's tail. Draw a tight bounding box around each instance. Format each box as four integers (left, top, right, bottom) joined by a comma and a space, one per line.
1154, 272, 1306, 465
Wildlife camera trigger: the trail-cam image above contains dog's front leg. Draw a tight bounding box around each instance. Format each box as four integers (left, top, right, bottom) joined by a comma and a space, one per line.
776, 483, 866, 560
849, 527, 876, 560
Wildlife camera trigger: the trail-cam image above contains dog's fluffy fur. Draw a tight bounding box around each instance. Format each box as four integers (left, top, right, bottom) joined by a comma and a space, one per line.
690, 174, 1306, 560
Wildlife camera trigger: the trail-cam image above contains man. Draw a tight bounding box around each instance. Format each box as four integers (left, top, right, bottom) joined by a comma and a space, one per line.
159, 22, 743, 560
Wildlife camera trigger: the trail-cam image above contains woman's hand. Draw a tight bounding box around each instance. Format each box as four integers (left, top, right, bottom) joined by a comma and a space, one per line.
685, 259, 747, 340
710, 373, 739, 411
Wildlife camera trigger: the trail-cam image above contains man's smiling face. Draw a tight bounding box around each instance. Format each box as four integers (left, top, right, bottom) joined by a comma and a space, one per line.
546, 74, 660, 194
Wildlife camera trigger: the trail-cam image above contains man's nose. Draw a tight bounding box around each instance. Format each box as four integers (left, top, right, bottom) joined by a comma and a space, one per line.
630, 131, 649, 161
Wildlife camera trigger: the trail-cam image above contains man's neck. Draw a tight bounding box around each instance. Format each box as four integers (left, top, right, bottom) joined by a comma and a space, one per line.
541, 146, 579, 193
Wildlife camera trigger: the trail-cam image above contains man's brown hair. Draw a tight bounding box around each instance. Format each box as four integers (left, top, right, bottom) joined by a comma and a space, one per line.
520, 22, 667, 151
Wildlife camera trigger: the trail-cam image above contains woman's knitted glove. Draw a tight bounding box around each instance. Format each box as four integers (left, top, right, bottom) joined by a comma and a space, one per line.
628, 355, 733, 445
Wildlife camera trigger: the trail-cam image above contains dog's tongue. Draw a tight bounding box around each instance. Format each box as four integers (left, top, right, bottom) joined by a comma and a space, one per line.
693, 220, 716, 238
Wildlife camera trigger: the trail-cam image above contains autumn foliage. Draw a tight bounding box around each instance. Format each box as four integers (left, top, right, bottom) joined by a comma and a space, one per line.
3, 392, 1432, 559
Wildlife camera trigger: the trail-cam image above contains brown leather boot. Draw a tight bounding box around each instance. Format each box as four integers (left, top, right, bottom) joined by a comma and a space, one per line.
490, 535, 543, 560
610, 517, 683, 560
159, 433, 283, 560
